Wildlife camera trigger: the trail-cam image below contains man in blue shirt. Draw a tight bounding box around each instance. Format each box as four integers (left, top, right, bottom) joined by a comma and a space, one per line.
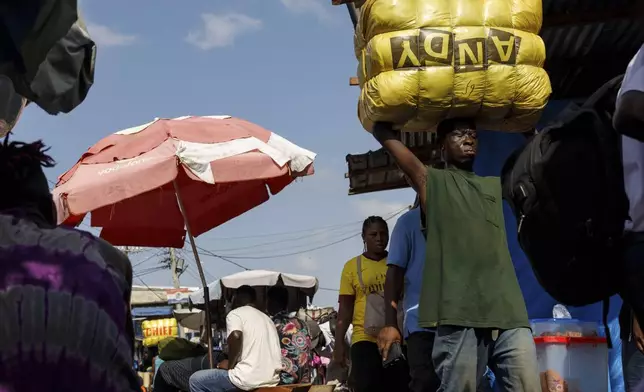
377, 197, 440, 392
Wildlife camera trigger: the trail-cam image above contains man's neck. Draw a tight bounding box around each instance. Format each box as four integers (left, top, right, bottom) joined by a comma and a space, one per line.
1, 205, 54, 228
446, 162, 474, 172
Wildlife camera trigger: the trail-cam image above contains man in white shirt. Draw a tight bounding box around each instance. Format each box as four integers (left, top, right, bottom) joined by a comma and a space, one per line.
189, 285, 282, 392
614, 44, 644, 391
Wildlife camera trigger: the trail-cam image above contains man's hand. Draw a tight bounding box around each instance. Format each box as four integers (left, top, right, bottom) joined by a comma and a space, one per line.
634, 316, 644, 353
217, 359, 229, 370
372, 122, 398, 143
370, 121, 427, 210
377, 326, 402, 361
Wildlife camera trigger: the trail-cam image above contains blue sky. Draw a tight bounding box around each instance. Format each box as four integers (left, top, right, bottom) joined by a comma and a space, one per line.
13, 0, 415, 306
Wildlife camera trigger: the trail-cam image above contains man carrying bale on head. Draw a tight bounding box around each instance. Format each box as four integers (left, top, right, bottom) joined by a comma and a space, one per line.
374, 119, 540, 392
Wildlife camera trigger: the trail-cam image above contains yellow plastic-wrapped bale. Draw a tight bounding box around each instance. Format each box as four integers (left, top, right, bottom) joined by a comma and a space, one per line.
355, 0, 552, 132
142, 318, 178, 347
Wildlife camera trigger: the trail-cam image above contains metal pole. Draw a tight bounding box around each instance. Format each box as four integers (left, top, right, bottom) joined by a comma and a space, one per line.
170, 248, 180, 289
169, 248, 185, 338
172, 179, 214, 369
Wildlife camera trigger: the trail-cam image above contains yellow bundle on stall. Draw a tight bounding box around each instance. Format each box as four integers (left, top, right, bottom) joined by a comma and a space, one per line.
355, 0, 552, 132
142, 318, 178, 347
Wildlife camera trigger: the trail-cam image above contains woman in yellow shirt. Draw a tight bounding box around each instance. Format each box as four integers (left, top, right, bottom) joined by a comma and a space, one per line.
333, 216, 409, 392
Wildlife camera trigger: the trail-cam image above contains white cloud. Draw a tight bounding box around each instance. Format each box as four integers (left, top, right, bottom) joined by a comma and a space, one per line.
295, 255, 319, 272
280, 0, 333, 22
87, 23, 137, 47
352, 198, 411, 228
186, 13, 262, 50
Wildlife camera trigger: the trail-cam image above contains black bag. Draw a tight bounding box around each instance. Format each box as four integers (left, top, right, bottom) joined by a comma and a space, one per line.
0, 1, 96, 115
501, 75, 628, 310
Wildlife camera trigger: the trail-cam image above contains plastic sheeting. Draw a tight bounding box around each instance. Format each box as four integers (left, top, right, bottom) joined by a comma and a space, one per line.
354, 0, 551, 132
476, 100, 624, 392
0, 1, 96, 115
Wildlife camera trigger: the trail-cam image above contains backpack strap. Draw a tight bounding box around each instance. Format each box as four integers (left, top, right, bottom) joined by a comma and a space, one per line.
356, 255, 366, 294
554, 75, 624, 125
602, 298, 613, 349
583, 74, 624, 111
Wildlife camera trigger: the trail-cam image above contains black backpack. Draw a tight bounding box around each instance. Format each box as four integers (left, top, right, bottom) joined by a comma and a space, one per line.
501, 75, 628, 312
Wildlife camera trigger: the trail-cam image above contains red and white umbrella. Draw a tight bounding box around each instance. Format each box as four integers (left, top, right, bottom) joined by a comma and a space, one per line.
54, 115, 316, 247
53, 115, 316, 366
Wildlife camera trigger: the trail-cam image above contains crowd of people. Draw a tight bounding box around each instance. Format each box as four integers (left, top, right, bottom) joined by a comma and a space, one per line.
152, 285, 319, 392
326, 43, 644, 392
1, 11, 644, 391
333, 118, 540, 392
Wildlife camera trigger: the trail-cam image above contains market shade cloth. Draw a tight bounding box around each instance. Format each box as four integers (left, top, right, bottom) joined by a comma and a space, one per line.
189, 270, 320, 306
0, 1, 96, 114
53, 115, 316, 247
173, 309, 205, 331
133, 306, 174, 318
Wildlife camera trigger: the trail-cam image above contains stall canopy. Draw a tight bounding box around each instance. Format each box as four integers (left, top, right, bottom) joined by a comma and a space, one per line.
132, 306, 174, 318
173, 309, 205, 331
189, 270, 319, 306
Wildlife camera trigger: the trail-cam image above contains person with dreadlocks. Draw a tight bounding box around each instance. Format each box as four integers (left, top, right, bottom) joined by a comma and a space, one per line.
373, 119, 540, 392
0, 138, 141, 391
333, 216, 410, 392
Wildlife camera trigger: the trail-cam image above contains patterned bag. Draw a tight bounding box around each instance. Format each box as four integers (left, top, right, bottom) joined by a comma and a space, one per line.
356, 256, 404, 337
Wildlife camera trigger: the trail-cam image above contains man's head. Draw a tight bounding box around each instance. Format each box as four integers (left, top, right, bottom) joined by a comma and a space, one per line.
436, 118, 477, 171
266, 285, 289, 315
232, 285, 257, 309
0, 139, 56, 224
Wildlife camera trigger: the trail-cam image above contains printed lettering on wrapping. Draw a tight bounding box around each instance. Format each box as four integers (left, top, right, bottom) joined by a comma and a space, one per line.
389, 28, 522, 73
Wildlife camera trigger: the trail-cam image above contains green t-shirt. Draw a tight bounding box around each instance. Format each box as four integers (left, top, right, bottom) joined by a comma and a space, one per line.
417, 167, 529, 330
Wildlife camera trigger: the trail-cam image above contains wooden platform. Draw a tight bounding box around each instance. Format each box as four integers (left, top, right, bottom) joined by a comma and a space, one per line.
256, 385, 334, 392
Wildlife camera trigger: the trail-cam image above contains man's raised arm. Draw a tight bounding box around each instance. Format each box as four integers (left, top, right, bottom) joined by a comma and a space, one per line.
372, 122, 427, 212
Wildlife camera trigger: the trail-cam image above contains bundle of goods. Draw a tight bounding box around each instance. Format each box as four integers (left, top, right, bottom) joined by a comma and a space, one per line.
354, 0, 552, 132
158, 337, 208, 361
297, 306, 337, 323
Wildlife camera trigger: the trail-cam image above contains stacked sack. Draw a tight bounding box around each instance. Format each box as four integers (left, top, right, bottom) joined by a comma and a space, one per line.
354, 0, 552, 132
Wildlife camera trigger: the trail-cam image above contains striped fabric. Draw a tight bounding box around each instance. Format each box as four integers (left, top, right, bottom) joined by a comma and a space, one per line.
0, 212, 141, 392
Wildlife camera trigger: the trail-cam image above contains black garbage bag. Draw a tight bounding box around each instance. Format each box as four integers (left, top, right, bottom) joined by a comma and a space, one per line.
0, 0, 96, 115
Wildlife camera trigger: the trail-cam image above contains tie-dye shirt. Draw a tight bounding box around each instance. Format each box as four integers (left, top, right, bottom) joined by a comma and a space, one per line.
0, 212, 141, 392
271, 312, 312, 385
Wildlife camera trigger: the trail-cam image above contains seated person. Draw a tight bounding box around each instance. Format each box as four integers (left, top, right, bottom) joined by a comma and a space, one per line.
267, 286, 313, 385
153, 351, 227, 392
189, 285, 282, 392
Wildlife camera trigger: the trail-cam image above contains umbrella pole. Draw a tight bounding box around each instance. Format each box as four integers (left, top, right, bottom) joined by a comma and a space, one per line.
173, 180, 215, 369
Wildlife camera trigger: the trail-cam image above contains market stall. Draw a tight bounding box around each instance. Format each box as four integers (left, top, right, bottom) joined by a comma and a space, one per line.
189, 269, 319, 313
